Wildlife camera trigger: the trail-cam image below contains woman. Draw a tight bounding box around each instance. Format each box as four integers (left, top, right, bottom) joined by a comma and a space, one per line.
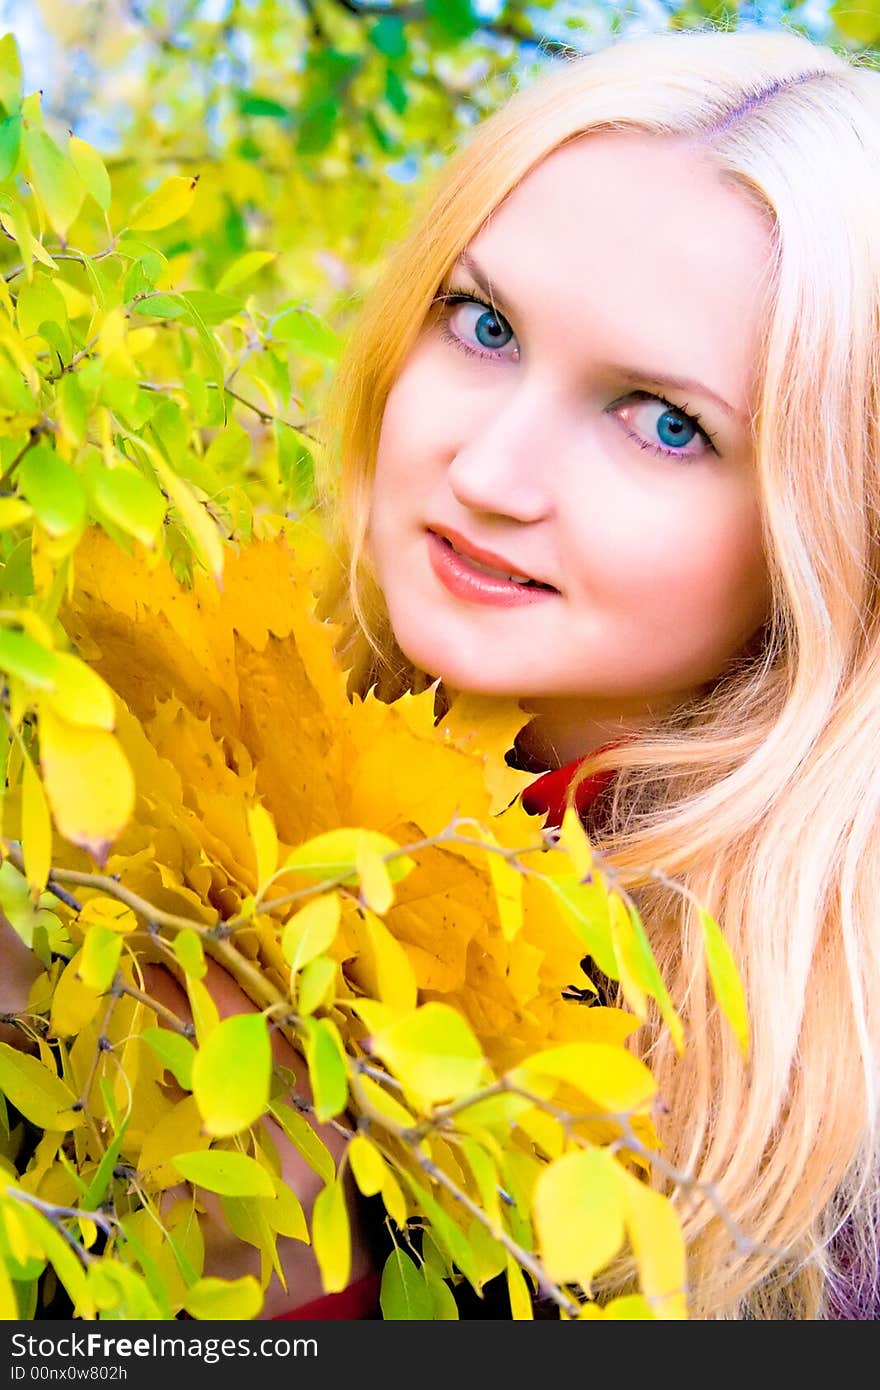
309, 23, 880, 1318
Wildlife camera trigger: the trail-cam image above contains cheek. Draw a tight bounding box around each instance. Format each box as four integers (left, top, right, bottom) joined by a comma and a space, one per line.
571, 483, 768, 642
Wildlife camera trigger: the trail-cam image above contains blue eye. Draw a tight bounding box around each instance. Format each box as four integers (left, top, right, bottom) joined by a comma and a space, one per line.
616, 392, 714, 463
433, 290, 518, 360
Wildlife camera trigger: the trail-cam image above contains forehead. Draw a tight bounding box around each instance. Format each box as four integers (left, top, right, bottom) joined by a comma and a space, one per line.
463, 133, 773, 407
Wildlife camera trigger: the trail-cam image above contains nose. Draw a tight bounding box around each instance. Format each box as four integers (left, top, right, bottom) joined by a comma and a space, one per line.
446, 379, 558, 523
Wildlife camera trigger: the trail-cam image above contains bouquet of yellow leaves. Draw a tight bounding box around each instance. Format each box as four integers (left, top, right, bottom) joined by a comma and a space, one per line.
0, 517, 742, 1322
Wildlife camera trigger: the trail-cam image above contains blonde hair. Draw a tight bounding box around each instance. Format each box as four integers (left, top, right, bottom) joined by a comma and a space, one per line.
314, 24, 880, 1318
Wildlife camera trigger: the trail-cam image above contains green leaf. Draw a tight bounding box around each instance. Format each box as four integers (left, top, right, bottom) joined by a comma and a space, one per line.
86, 461, 166, 547
172, 1148, 274, 1197
216, 251, 276, 295
182, 290, 243, 326
0, 1042, 83, 1129
140, 1027, 196, 1091
369, 16, 408, 59
385, 68, 408, 117
0, 114, 21, 182
178, 292, 224, 388
268, 1100, 335, 1184
369, 1002, 486, 1106
0, 626, 56, 688
301, 1015, 348, 1121
237, 93, 290, 119
19, 443, 87, 538
271, 306, 341, 361
57, 373, 88, 447
22, 128, 85, 238
131, 292, 189, 320
185, 1275, 262, 1320
380, 1247, 433, 1319
545, 873, 617, 978
191, 1012, 271, 1137
426, 0, 481, 40
423, 1262, 459, 1319
81, 1114, 130, 1211
296, 99, 338, 156
699, 907, 750, 1058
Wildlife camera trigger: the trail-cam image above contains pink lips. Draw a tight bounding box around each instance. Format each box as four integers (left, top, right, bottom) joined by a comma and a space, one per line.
426, 530, 558, 607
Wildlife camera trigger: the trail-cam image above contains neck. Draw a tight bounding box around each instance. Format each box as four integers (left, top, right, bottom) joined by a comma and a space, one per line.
512, 696, 663, 773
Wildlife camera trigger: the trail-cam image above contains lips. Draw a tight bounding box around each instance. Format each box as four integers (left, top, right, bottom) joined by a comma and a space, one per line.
427, 527, 557, 592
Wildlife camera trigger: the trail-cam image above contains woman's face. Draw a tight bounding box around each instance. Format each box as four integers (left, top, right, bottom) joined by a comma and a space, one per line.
367, 133, 774, 764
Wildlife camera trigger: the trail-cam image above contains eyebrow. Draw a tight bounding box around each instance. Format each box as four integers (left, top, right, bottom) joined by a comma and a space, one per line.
452, 250, 744, 424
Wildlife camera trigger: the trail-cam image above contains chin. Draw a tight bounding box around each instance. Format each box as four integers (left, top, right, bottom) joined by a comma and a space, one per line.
395, 635, 525, 698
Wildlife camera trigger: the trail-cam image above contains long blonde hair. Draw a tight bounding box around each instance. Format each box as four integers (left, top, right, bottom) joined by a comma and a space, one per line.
314, 24, 880, 1318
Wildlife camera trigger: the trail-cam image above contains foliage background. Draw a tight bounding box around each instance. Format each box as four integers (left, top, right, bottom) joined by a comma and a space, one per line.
0, 0, 874, 1324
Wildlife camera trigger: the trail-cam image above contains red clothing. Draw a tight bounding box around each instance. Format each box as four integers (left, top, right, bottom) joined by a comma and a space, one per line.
272, 742, 622, 1320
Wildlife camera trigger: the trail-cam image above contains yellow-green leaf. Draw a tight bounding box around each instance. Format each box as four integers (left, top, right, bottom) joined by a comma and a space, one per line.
347, 1134, 386, 1198
266, 1172, 309, 1242
216, 251, 277, 294
79, 922, 122, 993
0, 1041, 83, 1129
0, 34, 23, 116
546, 872, 617, 978
311, 1178, 350, 1294
146, 444, 224, 584
184, 1275, 262, 1320
21, 747, 51, 900
22, 128, 85, 237
50, 951, 102, 1037
185, 974, 220, 1045
37, 705, 135, 866
534, 1148, 625, 1291
369, 1002, 485, 1107
0, 498, 31, 529
88, 464, 166, 548
281, 828, 414, 885
247, 801, 278, 895
355, 834, 394, 913
616, 1166, 688, 1320
301, 1015, 348, 1121
699, 907, 750, 1059
557, 804, 594, 880
191, 1012, 271, 1137
611, 893, 684, 1055
172, 928, 206, 981
362, 908, 417, 1014
297, 955, 336, 1017
268, 1101, 335, 1184
172, 1149, 274, 1198
126, 175, 199, 232
140, 1027, 196, 1091
45, 653, 116, 731
0, 627, 56, 687
68, 134, 111, 212
282, 893, 341, 974
505, 1255, 534, 1320
512, 1042, 657, 1113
